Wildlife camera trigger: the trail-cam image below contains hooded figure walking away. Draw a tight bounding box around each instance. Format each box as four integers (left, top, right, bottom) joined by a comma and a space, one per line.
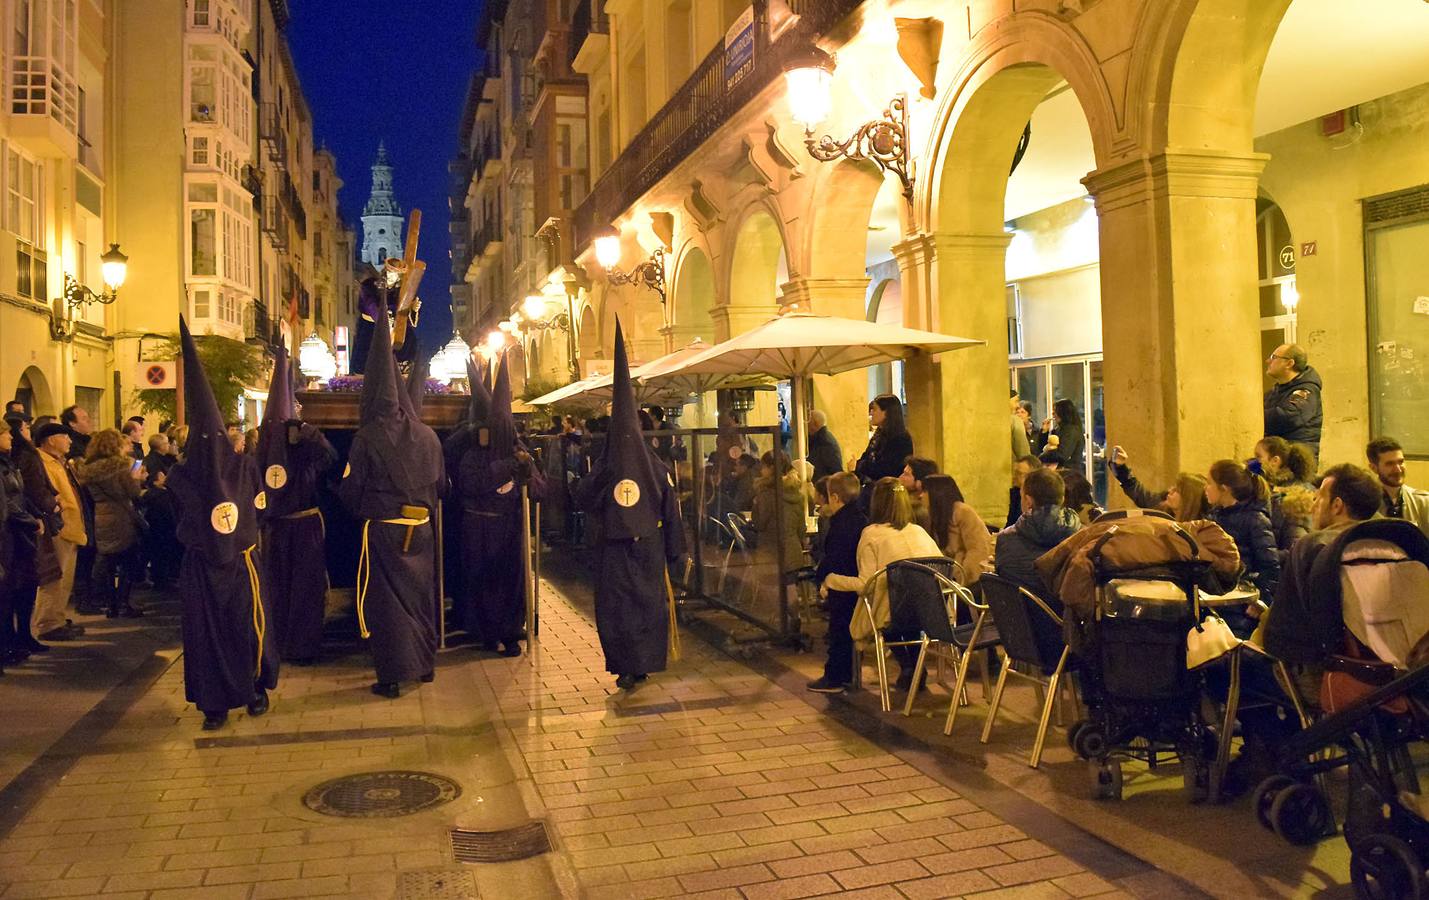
258, 345, 337, 664
457, 353, 545, 656
576, 319, 685, 690
169, 318, 279, 730
338, 307, 444, 698
442, 358, 489, 640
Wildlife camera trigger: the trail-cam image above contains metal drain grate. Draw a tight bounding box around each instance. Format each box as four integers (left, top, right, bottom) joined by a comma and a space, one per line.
450, 820, 552, 863
396, 867, 479, 899
302, 770, 461, 818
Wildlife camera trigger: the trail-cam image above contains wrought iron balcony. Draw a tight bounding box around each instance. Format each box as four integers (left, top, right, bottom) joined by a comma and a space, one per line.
261, 191, 288, 249
573, 0, 866, 249
259, 102, 287, 163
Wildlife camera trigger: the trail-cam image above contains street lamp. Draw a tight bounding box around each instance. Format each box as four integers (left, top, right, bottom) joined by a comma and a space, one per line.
51, 242, 130, 340
429, 334, 471, 385
592, 225, 666, 305
297, 333, 338, 384
1280, 279, 1300, 343
782, 47, 913, 203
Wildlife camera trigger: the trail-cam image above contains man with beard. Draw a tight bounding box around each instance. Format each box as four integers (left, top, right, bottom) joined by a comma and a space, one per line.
1367, 437, 1429, 537
338, 307, 443, 697
259, 345, 337, 665
458, 353, 545, 656
168, 318, 279, 730
576, 319, 685, 690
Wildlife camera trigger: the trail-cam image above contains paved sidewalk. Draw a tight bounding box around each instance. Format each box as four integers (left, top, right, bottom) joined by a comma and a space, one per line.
476, 578, 1186, 900
0, 574, 1201, 900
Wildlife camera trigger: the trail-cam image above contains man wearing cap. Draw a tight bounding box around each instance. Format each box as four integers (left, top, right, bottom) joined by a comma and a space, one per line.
32, 423, 86, 641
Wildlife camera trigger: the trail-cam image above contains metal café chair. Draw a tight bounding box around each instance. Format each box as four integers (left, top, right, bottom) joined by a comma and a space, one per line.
724, 513, 759, 605
706, 515, 736, 593
854, 557, 998, 716
978, 573, 1077, 768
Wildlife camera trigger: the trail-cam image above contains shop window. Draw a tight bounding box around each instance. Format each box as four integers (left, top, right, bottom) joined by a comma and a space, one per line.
1365, 185, 1429, 456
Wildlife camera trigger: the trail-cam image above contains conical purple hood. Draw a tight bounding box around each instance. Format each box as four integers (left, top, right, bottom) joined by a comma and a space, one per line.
489, 351, 516, 456
465, 356, 491, 423
359, 300, 401, 424
402, 336, 427, 419
263, 344, 295, 424
596, 317, 662, 539
354, 308, 439, 494
258, 344, 296, 487
171, 316, 258, 561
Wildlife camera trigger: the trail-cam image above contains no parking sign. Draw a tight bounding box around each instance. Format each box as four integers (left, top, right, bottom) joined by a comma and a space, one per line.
137, 361, 176, 389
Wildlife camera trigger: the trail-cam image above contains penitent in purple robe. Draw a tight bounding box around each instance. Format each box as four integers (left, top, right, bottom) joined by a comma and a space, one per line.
457, 353, 545, 646
258, 344, 336, 661
170, 317, 279, 714
575, 318, 685, 676
337, 306, 443, 684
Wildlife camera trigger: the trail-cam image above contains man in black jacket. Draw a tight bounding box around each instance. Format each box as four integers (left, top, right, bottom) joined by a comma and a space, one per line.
1264, 344, 1323, 458
809, 472, 866, 693
806, 410, 842, 482
1262, 463, 1382, 691
60, 405, 92, 460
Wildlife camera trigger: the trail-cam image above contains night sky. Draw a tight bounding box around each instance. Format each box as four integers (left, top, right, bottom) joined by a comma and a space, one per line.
286, 0, 484, 357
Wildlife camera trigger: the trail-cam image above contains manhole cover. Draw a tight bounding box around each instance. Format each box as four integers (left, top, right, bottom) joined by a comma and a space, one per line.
302, 771, 461, 818
396, 868, 479, 899
450, 821, 552, 863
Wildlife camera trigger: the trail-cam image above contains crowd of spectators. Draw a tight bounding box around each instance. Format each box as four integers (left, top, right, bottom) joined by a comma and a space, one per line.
0, 405, 194, 673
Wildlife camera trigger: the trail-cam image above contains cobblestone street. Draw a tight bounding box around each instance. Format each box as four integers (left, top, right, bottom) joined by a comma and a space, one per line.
0, 570, 1348, 899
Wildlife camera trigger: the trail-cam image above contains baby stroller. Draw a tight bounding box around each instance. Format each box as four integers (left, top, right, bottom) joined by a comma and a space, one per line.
1254, 519, 1429, 897
1067, 512, 1223, 801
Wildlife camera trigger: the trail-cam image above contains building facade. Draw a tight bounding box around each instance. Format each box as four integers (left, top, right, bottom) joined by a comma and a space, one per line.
0, 0, 118, 424
462, 0, 1429, 522
452, 0, 590, 394
0, 0, 351, 428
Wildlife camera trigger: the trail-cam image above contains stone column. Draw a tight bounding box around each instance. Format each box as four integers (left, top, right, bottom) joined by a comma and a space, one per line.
779, 276, 871, 472
1084, 150, 1267, 494
892, 234, 940, 460
920, 232, 1015, 524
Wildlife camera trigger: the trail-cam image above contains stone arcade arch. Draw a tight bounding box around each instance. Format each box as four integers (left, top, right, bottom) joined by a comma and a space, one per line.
911, 48, 1112, 519
15, 366, 54, 417
721, 205, 788, 342
669, 243, 716, 347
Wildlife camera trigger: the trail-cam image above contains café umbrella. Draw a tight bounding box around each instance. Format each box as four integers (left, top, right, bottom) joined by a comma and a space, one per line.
527, 375, 609, 408
639, 309, 982, 468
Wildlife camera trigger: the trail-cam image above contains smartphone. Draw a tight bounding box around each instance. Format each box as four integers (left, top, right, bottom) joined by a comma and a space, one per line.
131, 459, 143, 475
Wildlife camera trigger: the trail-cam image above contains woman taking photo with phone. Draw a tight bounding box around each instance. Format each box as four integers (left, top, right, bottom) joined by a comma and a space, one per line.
78, 429, 150, 618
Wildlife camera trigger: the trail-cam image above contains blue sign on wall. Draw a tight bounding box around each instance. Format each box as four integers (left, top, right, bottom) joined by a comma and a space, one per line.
724, 6, 755, 91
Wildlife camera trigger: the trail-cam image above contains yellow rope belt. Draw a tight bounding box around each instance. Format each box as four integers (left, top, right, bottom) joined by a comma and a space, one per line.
356, 515, 430, 640
242, 545, 265, 678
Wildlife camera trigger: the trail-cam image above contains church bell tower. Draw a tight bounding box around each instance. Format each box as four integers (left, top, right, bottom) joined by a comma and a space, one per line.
360, 142, 404, 271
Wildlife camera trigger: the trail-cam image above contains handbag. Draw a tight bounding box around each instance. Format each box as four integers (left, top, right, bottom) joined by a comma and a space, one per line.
1186, 589, 1241, 669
